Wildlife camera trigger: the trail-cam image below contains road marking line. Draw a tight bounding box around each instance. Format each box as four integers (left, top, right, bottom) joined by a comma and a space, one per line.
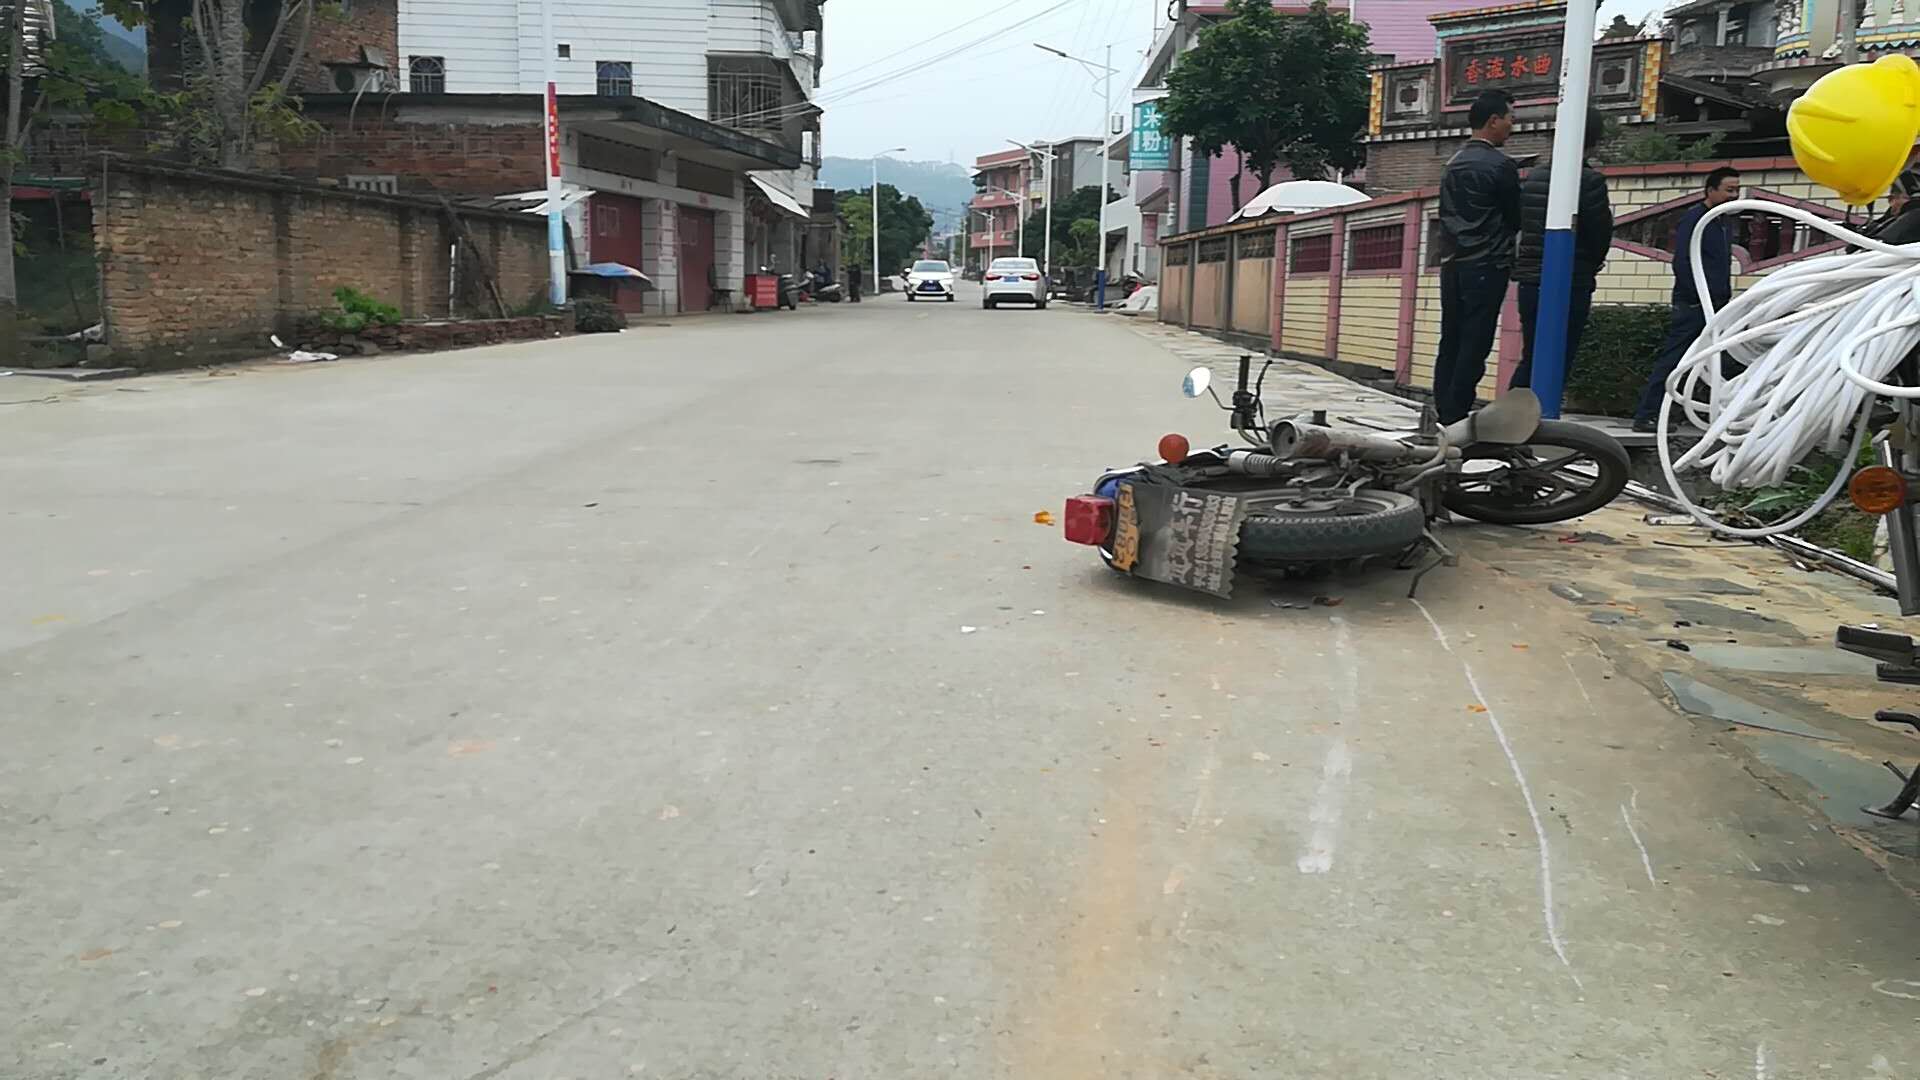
1620, 804, 1657, 885
1296, 739, 1352, 874
1413, 600, 1580, 988
1755, 1043, 1767, 1079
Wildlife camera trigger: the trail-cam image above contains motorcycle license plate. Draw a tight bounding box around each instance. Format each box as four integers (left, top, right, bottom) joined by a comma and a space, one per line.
1112, 484, 1140, 570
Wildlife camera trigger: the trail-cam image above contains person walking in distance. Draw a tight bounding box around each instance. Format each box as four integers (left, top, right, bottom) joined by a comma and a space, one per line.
1432, 90, 1522, 423
1632, 167, 1741, 432
849, 262, 863, 303
1511, 107, 1613, 391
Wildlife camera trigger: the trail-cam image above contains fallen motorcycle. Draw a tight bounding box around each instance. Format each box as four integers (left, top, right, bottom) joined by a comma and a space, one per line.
1062, 355, 1631, 597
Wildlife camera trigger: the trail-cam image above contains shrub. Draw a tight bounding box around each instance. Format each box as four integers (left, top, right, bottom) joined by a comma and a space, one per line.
317, 286, 401, 333
573, 296, 627, 333
1565, 303, 1670, 416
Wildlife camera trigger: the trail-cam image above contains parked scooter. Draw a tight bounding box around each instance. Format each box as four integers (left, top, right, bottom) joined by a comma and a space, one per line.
811, 263, 845, 303
1061, 355, 1630, 598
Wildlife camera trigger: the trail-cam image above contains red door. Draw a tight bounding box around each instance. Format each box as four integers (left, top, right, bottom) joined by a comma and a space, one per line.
589, 195, 647, 312
677, 206, 715, 313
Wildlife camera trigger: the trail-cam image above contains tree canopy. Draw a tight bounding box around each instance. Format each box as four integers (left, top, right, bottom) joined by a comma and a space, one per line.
1158, 0, 1372, 205
837, 184, 933, 273
1020, 184, 1108, 266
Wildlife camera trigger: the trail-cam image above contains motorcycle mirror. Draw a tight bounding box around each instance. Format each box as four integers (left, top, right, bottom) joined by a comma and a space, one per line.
1442, 388, 1542, 446
1182, 367, 1212, 398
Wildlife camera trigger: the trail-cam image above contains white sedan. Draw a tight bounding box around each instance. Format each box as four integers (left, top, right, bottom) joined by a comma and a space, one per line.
905, 259, 956, 302
982, 257, 1047, 309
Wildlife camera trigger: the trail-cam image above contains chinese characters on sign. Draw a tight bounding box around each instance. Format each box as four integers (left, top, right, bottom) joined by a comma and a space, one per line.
1131, 100, 1171, 170
1461, 52, 1554, 85
1446, 36, 1562, 104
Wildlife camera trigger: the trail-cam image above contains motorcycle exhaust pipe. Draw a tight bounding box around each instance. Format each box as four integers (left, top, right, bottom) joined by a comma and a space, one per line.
1268, 420, 1422, 463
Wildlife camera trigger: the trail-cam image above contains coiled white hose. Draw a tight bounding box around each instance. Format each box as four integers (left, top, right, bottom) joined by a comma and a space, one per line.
1656, 198, 1920, 537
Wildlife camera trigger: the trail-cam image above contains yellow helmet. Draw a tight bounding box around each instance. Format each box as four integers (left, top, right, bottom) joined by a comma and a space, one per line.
1788, 54, 1920, 206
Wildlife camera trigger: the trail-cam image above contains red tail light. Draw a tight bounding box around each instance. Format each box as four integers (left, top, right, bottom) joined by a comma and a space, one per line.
1063, 495, 1114, 546
1021, 272, 1040, 280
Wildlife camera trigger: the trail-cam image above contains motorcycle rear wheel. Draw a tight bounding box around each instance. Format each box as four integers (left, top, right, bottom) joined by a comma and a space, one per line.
1442, 419, 1629, 526
1238, 490, 1427, 562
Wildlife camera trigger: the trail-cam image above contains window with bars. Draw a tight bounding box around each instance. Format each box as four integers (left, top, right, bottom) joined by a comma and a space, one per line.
1349, 223, 1405, 272
1236, 231, 1274, 259
1290, 233, 1333, 274
1167, 243, 1190, 266
1197, 237, 1229, 263
594, 204, 622, 237
408, 56, 445, 94
596, 61, 632, 96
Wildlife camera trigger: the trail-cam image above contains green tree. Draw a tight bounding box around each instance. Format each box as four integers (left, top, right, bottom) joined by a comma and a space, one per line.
836, 183, 933, 276
1603, 128, 1725, 164
1601, 13, 1642, 38
1020, 184, 1107, 265
1, 0, 150, 357
102, 0, 320, 168
1159, 0, 1372, 208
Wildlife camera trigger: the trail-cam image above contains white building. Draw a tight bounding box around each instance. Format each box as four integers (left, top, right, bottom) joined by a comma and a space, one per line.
397, 0, 825, 313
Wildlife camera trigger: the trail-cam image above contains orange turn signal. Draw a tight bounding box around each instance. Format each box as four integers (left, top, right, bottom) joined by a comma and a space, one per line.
1157, 433, 1190, 463
1849, 465, 1908, 515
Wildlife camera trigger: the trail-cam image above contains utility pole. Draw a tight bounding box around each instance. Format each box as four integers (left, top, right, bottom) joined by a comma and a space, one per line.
872, 147, 905, 280
1525, 0, 1598, 417
1841, 0, 1859, 63
1035, 44, 1121, 309
541, 0, 566, 306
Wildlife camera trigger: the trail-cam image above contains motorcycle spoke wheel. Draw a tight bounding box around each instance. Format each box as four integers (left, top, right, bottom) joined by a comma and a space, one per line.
1443, 420, 1629, 526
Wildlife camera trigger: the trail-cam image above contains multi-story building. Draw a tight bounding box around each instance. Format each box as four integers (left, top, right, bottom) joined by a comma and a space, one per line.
388, 0, 826, 311
1114, 0, 1454, 282
968, 137, 1127, 274
968, 148, 1029, 269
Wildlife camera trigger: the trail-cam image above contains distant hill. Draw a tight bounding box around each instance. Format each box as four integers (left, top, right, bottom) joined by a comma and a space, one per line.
819, 157, 976, 231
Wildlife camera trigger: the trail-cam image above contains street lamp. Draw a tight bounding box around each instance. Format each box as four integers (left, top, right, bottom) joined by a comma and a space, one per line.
1009, 138, 1058, 291
1036, 42, 1120, 310
873, 146, 906, 283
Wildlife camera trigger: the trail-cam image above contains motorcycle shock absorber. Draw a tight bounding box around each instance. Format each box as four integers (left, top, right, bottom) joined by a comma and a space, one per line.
1231, 354, 1258, 433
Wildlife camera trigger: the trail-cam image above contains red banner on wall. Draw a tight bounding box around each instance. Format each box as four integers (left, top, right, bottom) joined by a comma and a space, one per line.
545, 83, 561, 177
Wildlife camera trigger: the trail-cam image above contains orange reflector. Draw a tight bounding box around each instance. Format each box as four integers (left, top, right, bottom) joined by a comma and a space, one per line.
1158, 433, 1190, 463
1849, 465, 1908, 515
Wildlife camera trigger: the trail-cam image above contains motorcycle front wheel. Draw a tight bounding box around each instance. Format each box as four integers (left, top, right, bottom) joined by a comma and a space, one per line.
1442, 420, 1630, 526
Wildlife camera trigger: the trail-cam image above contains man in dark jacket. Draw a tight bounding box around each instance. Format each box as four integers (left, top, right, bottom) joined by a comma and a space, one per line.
849, 262, 863, 302
1432, 89, 1521, 423
1632, 167, 1741, 431
1510, 108, 1612, 391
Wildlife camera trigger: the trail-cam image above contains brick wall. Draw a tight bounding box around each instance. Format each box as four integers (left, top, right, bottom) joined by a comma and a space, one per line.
1365, 131, 1553, 194
292, 0, 400, 95
270, 107, 545, 198
94, 158, 548, 358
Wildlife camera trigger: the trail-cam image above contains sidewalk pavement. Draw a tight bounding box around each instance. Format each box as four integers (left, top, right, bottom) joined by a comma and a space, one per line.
1122, 319, 1920, 878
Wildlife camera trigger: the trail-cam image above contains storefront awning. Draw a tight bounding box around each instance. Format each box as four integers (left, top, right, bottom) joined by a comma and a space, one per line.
750, 175, 810, 220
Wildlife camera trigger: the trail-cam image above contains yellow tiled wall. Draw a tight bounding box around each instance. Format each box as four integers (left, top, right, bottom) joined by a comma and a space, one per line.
1281, 278, 1330, 356
1337, 276, 1401, 374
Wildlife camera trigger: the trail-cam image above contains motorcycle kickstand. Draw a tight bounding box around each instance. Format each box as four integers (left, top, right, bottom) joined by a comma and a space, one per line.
1863, 758, 1920, 820
1406, 529, 1458, 600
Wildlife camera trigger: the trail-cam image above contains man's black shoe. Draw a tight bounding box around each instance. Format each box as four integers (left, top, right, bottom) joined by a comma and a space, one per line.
1631, 418, 1657, 434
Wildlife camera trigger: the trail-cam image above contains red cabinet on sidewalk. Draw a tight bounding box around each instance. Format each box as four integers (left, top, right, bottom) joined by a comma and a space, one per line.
745, 273, 780, 309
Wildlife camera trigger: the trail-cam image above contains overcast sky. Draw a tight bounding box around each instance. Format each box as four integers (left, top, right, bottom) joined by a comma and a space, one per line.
818, 0, 1676, 165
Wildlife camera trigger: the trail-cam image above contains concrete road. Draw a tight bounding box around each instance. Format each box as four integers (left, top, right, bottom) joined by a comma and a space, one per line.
5, 285, 1917, 1079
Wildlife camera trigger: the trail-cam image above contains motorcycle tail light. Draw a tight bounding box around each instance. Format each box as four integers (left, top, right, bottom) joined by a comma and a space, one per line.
1063, 495, 1114, 546
1850, 465, 1908, 515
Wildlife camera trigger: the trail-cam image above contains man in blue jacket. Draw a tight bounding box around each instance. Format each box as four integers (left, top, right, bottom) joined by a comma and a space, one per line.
1633, 166, 1741, 431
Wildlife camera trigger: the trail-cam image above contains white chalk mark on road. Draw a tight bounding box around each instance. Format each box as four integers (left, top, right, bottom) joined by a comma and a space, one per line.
1413, 600, 1579, 987
1620, 804, 1657, 885
1563, 656, 1594, 710
1296, 739, 1353, 874
1754, 1043, 1767, 1079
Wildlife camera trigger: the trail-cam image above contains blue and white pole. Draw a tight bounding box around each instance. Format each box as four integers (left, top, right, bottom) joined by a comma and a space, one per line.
541, 0, 566, 307
1529, 0, 1599, 418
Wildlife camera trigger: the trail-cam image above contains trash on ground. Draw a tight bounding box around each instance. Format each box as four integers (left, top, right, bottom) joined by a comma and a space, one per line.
1644, 514, 1696, 526
1667, 640, 1692, 652
1032, 510, 1055, 525
1549, 583, 1585, 603
284, 350, 339, 364
1312, 595, 1343, 607
960, 625, 977, 634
